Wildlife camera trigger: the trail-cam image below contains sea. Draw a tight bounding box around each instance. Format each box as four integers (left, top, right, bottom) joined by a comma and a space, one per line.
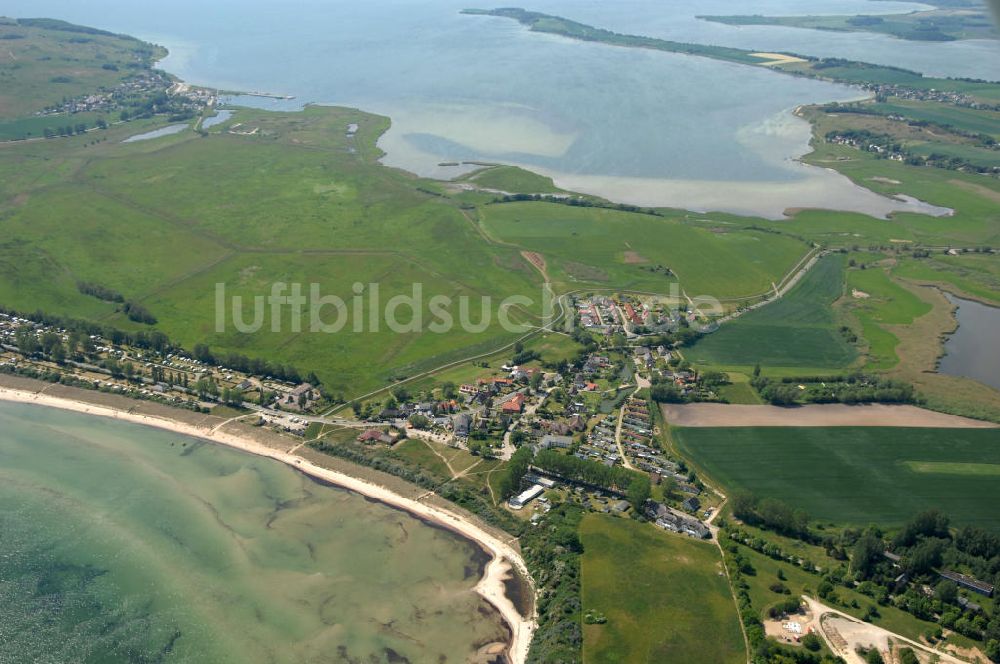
0, 401, 508, 663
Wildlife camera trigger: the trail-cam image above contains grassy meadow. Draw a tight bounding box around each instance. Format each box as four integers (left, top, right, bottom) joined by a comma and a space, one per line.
0, 107, 543, 394
480, 201, 811, 297
579, 514, 745, 664
463, 165, 564, 194
675, 426, 1000, 530
0, 101, 817, 397
844, 263, 933, 370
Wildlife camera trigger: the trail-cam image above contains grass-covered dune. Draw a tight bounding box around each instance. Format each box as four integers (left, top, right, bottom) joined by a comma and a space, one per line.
579, 513, 745, 664
674, 426, 1000, 529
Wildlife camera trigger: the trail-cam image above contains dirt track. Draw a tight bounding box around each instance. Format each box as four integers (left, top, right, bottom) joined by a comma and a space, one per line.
660, 403, 998, 428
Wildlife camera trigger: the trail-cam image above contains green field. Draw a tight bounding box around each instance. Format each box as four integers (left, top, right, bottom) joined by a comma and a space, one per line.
675, 426, 1000, 530
480, 202, 810, 297
579, 514, 745, 664
901, 460, 1000, 475
869, 100, 1000, 139
686, 254, 857, 370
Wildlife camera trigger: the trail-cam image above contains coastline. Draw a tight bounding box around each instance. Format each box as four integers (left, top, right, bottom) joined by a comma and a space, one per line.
0, 383, 536, 664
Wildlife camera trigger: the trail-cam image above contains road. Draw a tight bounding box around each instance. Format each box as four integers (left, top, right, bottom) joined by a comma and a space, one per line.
613, 374, 650, 470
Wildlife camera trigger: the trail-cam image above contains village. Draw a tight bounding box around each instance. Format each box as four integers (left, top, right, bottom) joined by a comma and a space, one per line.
31, 71, 218, 138
0, 290, 723, 537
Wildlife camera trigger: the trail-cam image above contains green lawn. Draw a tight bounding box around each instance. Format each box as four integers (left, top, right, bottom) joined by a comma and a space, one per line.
686, 254, 858, 370
675, 426, 1000, 530
718, 378, 764, 405
579, 514, 745, 664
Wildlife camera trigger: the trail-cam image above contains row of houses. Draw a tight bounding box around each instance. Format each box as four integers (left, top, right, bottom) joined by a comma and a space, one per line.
647, 501, 711, 539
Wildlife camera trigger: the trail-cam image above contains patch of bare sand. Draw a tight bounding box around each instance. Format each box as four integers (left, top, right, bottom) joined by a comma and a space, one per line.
520, 250, 547, 280
751, 52, 808, 66
660, 403, 997, 428
622, 250, 649, 264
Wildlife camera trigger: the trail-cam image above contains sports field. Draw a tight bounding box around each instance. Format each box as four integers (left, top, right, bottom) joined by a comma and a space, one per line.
686, 253, 857, 370
579, 514, 745, 664
674, 426, 1000, 529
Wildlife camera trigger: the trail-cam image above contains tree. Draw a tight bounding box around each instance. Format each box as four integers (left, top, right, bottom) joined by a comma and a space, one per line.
497, 446, 533, 500
650, 382, 684, 403
851, 534, 883, 579
864, 648, 884, 664
801, 633, 821, 652
903, 538, 946, 576
408, 414, 430, 430
893, 509, 950, 548
13, 326, 40, 355
50, 341, 67, 364
626, 477, 651, 512
935, 580, 958, 605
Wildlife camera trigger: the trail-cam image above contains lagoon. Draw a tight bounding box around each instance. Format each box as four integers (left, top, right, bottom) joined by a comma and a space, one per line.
122, 123, 190, 143
939, 294, 1000, 392
0, 401, 508, 663
6, 0, 998, 216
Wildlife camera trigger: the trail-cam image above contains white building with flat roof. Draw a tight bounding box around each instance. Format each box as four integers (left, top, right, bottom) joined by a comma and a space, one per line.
509, 484, 545, 510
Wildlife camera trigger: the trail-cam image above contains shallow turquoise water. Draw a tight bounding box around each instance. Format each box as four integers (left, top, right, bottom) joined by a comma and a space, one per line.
0, 401, 507, 663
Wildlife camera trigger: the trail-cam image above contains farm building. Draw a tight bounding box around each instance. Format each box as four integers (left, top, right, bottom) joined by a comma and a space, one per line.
939, 570, 994, 597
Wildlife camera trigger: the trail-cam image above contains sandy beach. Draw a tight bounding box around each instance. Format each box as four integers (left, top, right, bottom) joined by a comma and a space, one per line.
0, 384, 536, 664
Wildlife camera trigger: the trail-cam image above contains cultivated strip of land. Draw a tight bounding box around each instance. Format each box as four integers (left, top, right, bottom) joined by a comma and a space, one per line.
660, 402, 999, 428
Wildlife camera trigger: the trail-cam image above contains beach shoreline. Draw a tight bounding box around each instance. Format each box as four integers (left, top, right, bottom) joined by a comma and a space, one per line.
0, 384, 536, 664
